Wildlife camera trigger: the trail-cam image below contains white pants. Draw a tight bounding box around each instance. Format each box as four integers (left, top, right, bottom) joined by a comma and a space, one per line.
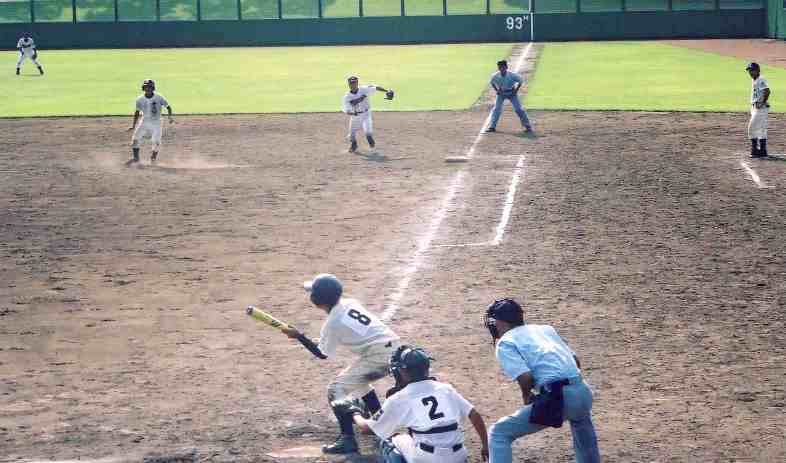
348, 111, 373, 141
132, 120, 163, 152
17, 51, 40, 68
392, 434, 468, 463
748, 105, 769, 140
327, 341, 398, 402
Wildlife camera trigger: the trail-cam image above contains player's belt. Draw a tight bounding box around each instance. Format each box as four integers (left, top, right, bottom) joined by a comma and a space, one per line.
354, 109, 367, 114
409, 422, 458, 434
419, 443, 463, 453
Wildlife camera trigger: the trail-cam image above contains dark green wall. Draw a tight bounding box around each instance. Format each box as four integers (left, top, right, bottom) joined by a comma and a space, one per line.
0, 10, 765, 48
0, 15, 531, 48
535, 10, 765, 40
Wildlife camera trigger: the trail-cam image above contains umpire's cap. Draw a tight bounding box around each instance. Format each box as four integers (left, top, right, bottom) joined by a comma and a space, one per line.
746, 62, 760, 71
304, 273, 343, 307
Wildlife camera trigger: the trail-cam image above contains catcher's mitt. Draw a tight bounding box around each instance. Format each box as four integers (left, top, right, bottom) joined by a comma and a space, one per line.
385, 90, 395, 100
331, 399, 369, 418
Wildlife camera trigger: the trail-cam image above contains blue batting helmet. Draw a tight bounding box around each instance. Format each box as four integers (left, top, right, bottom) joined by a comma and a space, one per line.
306, 273, 343, 307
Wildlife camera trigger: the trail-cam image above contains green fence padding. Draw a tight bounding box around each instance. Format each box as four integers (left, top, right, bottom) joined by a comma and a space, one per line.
534, 10, 764, 40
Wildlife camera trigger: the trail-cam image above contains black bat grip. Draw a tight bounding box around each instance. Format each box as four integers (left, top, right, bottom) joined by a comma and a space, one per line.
296, 334, 327, 359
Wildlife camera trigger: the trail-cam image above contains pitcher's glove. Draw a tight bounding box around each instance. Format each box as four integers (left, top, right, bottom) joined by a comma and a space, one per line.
331, 399, 369, 418
385, 90, 395, 100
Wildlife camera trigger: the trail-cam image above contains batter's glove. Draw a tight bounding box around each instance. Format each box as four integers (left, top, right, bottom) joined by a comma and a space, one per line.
331, 399, 369, 418
385, 90, 395, 100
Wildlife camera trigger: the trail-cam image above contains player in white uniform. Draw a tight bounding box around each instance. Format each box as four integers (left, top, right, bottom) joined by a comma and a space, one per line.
345, 345, 490, 463
342, 76, 393, 153
282, 273, 401, 454
16, 33, 44, 76
127, 79, 173, 165
746, 62, 770, 158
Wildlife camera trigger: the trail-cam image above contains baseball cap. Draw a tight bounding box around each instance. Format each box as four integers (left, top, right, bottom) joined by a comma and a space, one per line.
746, 62, 760, 71
303, 273, 343, 307
486, 298, 524, 324
497, 60, 508, 67
347, 75, 359, 83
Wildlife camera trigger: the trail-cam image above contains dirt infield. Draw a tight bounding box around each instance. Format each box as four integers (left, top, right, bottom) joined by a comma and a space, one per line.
666, 38, 786, 69
2, 39, 786, 463
2, 106, 785, 463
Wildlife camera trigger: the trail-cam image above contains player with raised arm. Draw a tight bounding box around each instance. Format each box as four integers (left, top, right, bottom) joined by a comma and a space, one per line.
342, 75, 394, 153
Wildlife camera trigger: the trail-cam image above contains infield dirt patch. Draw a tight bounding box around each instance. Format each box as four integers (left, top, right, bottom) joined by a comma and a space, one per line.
1, 106, 785, 462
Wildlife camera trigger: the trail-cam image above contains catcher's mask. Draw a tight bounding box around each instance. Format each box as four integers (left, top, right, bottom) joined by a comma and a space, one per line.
390, 345, 432, 385
141, 79, 156, 91
483, 298, 524, 342
305, 273, 343, 308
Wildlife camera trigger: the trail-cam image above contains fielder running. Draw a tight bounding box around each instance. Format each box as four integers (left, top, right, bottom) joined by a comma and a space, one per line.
16, 33, 44, 76
487, 60, 532, 134
746, 62, 770, 158
127, 79, 173, 165
281, 273, 401, 454
342, 76, 394, 153
344, 345, 490, 463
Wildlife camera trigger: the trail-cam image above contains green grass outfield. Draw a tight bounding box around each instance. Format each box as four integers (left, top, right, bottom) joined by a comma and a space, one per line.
2, 44, 512, 117
527, 42, 786, 113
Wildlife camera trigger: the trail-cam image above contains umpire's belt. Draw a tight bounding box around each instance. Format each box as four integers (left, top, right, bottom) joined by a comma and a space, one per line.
409, 423, 458, 434
539, 376, 582, 394
419, 443, 463, 453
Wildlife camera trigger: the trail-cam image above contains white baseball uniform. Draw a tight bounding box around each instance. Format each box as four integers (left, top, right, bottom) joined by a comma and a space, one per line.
748, 76, 769, 140
16, 37, 41, 68
342, 85, 377, 141
318, 298, 400, 402
132, 93, 170, 152
369, 380, 475, 463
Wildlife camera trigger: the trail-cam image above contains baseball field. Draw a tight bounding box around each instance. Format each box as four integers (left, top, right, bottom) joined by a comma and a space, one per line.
2, 39, 786, 463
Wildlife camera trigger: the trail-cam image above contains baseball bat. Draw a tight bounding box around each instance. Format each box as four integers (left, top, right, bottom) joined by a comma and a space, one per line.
245, 305, 327, 359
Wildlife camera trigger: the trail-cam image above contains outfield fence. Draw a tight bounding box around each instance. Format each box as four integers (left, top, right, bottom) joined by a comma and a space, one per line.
0, 0, 763, 23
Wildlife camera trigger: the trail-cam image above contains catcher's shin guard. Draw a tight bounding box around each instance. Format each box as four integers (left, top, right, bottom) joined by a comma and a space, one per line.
366, 135, 376, 148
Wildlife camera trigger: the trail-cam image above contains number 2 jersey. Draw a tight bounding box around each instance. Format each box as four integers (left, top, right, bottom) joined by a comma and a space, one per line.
369, 380, 475, 448
317, 298, 399, 358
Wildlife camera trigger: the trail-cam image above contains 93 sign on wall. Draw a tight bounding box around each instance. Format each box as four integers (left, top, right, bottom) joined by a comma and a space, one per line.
506, 16, 528, 30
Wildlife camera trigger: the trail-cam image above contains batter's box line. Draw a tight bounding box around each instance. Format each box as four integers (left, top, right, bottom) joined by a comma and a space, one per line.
738, 156, 778, 189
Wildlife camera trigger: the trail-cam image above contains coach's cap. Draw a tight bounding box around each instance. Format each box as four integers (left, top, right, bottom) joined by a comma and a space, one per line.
347, 75, 359, 83
746, 62, 760, 71
304, 273, 343, 307
497, 60, 508, 67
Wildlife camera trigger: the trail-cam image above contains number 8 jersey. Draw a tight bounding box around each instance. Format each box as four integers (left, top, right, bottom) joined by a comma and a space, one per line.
317, 298, 399, 358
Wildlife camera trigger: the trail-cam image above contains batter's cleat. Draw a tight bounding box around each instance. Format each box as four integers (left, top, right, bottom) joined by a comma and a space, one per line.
349, 140, 358, 153
150, 152, 158, 162
16, 68, 20, 75
485, 127, 496, 133
366, 135, 376, 149
38, 66, 44, 75
322, 434, 358, 454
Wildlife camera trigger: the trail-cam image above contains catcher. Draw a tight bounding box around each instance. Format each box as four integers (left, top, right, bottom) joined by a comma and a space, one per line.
341, 75, 394, 153
338, 345, 490, 463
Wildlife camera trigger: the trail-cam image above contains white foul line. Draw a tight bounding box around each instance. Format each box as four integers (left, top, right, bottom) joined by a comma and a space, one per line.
740, 160, 773, 189
382, 43, 534, 321
492, 155, 526, 245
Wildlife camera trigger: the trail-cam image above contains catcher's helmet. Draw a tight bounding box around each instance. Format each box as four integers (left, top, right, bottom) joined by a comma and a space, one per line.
483, 298, 524, 340
305, 274, 343, 307
141, 79, 156, 91
390, 345, 432, 384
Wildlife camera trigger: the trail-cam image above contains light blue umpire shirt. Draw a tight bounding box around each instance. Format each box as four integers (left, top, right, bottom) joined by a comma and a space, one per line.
495, 324, 580, 388
490, 71, 524, 94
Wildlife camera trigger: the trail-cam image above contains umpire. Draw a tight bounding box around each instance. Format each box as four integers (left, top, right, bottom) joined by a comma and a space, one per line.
486, 60, 532, 133
483, 298, 600, 463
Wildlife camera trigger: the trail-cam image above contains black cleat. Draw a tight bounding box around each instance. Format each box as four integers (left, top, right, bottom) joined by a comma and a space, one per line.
151, 152, 158, 162
485, 127, 496, 133
16, 68, 20, 76
349, 141, 358, 153
322, 434, 358, 454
